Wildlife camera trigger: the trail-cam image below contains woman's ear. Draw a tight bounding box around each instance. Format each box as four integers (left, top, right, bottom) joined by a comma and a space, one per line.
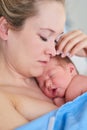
0, 17, 9, 40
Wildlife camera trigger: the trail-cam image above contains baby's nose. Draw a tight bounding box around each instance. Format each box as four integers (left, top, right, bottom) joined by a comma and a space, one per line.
45, 79, 52, 90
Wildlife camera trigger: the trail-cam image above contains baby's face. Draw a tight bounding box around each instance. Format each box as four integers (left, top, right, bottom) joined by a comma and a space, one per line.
37, 58, 73, 98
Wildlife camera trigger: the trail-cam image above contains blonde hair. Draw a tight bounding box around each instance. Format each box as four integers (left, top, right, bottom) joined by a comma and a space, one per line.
0, 0, 65, 29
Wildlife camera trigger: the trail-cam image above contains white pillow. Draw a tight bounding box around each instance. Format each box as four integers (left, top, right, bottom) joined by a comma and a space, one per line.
71, 56, 87, 75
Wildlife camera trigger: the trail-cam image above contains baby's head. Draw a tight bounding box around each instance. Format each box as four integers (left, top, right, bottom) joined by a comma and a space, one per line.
37, 55, 78, 98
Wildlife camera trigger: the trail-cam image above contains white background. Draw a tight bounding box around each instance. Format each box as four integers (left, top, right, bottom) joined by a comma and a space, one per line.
65, 0, 87, 75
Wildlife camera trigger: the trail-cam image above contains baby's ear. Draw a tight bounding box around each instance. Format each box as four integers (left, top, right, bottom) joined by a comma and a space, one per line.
68, 63, 77, 76
0, 17, 9, 40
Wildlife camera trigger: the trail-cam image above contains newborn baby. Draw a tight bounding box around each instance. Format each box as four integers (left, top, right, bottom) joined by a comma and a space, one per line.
37, 55, 87, 106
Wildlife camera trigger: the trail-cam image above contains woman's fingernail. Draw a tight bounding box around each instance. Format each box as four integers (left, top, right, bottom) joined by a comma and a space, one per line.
68, 53, 72, 58
56, 50, 61, 55
66, 52, 70, 56
61, 53, 65, 58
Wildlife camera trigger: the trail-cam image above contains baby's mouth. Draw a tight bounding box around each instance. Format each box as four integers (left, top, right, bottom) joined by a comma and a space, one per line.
52, 88, 57, 96
48, 87, 65, 98
48, 87, 58, 98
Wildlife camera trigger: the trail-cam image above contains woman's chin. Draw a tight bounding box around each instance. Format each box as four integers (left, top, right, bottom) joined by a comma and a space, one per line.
33, 68, 44, 77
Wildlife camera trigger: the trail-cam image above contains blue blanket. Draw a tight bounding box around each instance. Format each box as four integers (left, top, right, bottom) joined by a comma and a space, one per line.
15, 92, 87, 130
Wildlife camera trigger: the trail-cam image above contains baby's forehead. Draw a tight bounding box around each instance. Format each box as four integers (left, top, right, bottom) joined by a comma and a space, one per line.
44, 58, 59, 72
44, 56, 67, 73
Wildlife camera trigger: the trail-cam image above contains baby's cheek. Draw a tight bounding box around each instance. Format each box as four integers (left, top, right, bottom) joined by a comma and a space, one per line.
56, 87, 66, 97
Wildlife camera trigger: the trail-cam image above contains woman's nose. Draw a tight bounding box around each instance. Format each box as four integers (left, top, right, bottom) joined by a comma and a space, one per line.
44, 43, 56, 57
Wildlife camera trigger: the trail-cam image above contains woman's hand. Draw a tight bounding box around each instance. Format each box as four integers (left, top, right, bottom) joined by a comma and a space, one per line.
56, 30, 87, 57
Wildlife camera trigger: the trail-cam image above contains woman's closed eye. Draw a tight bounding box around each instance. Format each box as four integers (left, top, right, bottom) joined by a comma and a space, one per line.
39, 35, 48, 42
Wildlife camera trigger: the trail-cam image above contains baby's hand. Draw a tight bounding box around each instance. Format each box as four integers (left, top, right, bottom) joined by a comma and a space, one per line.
53, 97, 65, 107
56, 30, 87, 57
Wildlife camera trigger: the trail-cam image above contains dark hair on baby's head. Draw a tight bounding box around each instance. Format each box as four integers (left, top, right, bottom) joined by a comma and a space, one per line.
54, 54, 79, 73
55, 54, 73, 64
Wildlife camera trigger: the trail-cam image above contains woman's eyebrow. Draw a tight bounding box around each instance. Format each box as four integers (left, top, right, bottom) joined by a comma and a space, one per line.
40, 28, 64, 36
39, 28, 64, 39
40, 28, 55, 33
39, 28, 54, 37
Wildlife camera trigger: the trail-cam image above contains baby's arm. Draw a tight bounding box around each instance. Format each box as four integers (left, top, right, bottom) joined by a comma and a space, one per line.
65, 75, 87, 102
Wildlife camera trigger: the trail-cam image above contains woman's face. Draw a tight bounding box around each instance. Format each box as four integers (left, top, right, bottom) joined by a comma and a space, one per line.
6, 1, 65, 77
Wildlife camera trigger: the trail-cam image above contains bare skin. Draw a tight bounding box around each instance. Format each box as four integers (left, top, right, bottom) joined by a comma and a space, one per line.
0, 1, 65, 129
57, 30, 87, 57
0, 80, 57, 129
37, 54, 87, 107
65, 74, 87, 102
1, 1, 87, 129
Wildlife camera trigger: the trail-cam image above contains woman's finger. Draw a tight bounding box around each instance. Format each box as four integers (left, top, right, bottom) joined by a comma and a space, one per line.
56, 30, 87, 57
61, 33, 87, 55
57, 30, 82, 52
70, 38, 87, 57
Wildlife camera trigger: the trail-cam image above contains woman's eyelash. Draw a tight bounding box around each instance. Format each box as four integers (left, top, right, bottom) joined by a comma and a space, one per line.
39, 35, 47, 41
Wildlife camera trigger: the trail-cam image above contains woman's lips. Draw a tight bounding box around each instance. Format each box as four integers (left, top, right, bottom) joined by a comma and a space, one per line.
38, 61, 49, 66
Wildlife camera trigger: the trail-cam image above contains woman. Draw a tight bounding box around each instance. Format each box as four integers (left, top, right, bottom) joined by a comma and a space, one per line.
0, 0, 87, 129
0, 0, 65, 129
